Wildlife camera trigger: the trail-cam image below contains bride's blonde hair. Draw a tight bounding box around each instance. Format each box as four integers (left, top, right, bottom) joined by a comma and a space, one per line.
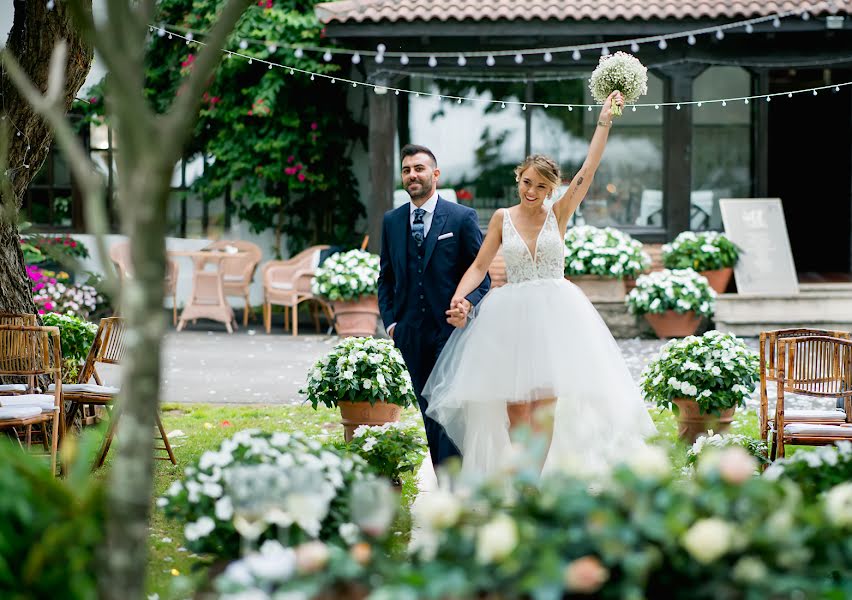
514, 154, 561, 196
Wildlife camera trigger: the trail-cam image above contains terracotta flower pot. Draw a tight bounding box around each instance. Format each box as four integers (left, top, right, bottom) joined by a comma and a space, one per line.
700, 267, 734, 294
672, 398, 735, 443
644, 310, 702, 338
338, 400, 402, 442
567, 275, 627, 302
331, 295, 380, 337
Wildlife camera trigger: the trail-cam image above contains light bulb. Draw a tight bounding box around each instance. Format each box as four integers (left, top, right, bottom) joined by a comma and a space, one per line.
631, 42, 640, 52
486, 55, 495, 66
352, 53, 361, 64
572, 49, 581, 60
323, 51, 332, 61
400, 54, 409, 65
658, 39, 667, 50
457, 55, 466, 66
687, 34, 696, 45
543, 52, 552, 62
715, 29, 724, 40
428, 56, 437, 67
514, 54, 523, 64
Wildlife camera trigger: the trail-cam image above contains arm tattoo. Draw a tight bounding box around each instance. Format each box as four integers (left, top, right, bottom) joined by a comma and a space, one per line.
575, 176, 584, 187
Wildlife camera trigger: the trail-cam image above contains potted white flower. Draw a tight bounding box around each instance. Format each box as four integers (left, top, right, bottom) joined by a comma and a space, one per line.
625, 268, 715, 338
311, 249, 381, 337
343, 422, 427, 487
640, 330, 759, 442
563, 225, 650, 301
301, 336, 416, 441
662, 231, 741, 293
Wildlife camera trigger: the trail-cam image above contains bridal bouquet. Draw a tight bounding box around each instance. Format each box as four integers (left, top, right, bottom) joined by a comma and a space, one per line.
589, 51, 648, 116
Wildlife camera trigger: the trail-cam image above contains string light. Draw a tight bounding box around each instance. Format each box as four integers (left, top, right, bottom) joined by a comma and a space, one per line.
152, 2, 826, 65
149, 26, 852, 112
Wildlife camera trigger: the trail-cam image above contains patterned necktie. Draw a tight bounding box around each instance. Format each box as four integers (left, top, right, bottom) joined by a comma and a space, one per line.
412, 208, 426, 247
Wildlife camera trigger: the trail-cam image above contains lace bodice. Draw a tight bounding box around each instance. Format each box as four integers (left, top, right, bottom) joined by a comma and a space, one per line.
501, 207, 565, 283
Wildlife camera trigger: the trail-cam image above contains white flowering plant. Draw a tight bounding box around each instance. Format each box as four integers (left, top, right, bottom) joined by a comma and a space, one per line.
210, 446, 852, 598
40, 312, 98, 383
563, 225, 650, 279
589, 51, 648, 116
341, 422, 427, 484
764, 441, 852, 501
157, 429, 379, 559
686, 431, 768, 469
311, 249, 380, 302
640, 330, 759, 415
663, 231, 741, 272
626, 268, 716, 317
301, 336, 416, 409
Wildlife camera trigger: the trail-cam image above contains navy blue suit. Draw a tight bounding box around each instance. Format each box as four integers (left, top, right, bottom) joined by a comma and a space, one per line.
378, 196, 490, 466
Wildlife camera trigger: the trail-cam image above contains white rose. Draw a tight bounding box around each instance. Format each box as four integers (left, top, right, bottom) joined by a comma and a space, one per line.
411, 489, 462, 530
476, 513, 518, 564
681, 518, 733, 564
626, 445, 671, 480
824, 482, 852, 527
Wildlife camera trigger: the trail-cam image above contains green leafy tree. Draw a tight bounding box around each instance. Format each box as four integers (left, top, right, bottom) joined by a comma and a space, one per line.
143, 0, 366, 255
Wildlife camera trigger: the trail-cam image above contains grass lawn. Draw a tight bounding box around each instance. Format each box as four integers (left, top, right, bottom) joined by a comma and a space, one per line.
126, 403, 761, 598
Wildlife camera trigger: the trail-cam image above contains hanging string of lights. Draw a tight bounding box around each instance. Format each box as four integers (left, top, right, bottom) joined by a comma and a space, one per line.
152, 25, 852, 112
154, 0, 836, 67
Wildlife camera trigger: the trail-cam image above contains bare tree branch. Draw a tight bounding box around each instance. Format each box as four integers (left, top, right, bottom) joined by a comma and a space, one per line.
162, 0, 253, 157
2, 43, 118, 295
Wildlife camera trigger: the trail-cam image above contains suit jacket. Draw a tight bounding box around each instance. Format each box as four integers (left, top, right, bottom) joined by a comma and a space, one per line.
378, 196, 490, 342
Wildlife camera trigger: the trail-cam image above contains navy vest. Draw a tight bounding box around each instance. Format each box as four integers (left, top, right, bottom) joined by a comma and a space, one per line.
400, 224, 434, 328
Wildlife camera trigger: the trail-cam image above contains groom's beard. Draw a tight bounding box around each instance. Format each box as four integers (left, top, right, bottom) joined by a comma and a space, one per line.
406, 174, 434, 202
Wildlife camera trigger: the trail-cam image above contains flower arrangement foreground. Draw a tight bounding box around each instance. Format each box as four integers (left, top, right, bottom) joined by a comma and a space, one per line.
563, 225, 650, 279
311, 249, 380, 302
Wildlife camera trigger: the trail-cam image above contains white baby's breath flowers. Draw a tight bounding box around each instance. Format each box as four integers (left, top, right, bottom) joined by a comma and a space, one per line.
588, 51, 648, 116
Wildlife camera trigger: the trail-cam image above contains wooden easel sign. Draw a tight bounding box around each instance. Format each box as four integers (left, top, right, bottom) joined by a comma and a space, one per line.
719, 198, 799, 295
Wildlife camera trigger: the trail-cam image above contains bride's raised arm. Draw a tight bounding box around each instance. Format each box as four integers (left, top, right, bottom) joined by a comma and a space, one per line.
552, 90, 624, 226
448, 209, 504, 312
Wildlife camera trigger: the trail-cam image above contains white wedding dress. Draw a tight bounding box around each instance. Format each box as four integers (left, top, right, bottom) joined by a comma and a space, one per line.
423, 206, 656, 479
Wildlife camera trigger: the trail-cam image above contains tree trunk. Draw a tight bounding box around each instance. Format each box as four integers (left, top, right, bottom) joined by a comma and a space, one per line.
0, 0, 93, 315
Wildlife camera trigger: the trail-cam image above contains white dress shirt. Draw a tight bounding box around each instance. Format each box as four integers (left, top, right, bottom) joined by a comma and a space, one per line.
409, 191, 439, 239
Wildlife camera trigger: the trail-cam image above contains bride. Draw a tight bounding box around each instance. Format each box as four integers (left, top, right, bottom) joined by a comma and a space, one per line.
422, 91, 655, 479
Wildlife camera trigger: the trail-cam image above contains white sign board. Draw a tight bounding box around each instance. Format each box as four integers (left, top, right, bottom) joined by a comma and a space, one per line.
719, 198, 799, 295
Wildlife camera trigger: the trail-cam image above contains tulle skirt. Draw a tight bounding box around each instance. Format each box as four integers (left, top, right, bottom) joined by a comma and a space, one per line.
423, 278, 656, 479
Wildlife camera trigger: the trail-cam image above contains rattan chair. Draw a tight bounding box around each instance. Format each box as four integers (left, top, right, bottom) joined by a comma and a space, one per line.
759, 328, 851, 444
262, 244, 333, 335
770, 335, 852, 459
109, 241, 180, 326
0, 313, 39, 395
53, 316, 177, 468
0, 324, 63, 474
203, 240, 263, 327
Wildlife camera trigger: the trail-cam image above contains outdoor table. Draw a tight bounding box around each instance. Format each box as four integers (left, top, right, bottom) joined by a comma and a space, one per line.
169, 248, 247, 333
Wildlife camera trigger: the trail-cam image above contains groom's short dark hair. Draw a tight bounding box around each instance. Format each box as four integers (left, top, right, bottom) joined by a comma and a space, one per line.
401, 144, 437, 168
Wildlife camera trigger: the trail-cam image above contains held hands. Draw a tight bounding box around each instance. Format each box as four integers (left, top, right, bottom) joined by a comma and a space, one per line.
599, 90, 625, 123
446, 296, 471, 328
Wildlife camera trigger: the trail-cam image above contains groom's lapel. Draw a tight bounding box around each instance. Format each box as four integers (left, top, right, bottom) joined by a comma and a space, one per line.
422, 197, 449, 271
393, 205, 409, 283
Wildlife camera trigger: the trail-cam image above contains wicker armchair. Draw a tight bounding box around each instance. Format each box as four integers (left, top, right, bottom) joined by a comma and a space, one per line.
262, 245, 332, 335
51, 316, 176, 468
759, 328, 851, 444
0, 314, 38, 395
0, 324, 63, 474
203, 240, 263, 327
109, 241, 180, 326
770, 335, 852, 460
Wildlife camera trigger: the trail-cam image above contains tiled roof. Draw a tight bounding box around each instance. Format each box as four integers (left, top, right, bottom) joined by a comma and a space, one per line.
315, 0, 848, 24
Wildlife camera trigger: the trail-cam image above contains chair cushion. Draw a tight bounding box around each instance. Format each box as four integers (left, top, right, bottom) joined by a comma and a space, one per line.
270, 282, 294, 290
0, 395, 57, 412
48, 383, 119, 395
0, 384, 27, 393
784, 423, 852, 437
223, 275, 246, 282
776, 409, 847, 423
0, 406, 42, 420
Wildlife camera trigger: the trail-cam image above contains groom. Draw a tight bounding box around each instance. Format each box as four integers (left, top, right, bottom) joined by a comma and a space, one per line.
378, 144, 490, 467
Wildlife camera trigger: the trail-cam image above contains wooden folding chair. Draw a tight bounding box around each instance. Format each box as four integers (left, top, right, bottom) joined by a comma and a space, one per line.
0, 324, 63, 475
55, 317, 177, 468
759, 328, 851, 444
770, 335, 852, 459
0, 313, 39, 395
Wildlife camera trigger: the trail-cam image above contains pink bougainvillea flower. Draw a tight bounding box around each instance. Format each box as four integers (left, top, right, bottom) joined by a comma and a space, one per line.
297, 173, 306, 182
310, 122, 318, 130
287, 155, 294, 163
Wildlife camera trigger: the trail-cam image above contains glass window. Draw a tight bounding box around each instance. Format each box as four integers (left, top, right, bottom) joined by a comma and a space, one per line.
691, 66, 752, 231
406, 78, 527, 227
25, 149, 74, 229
